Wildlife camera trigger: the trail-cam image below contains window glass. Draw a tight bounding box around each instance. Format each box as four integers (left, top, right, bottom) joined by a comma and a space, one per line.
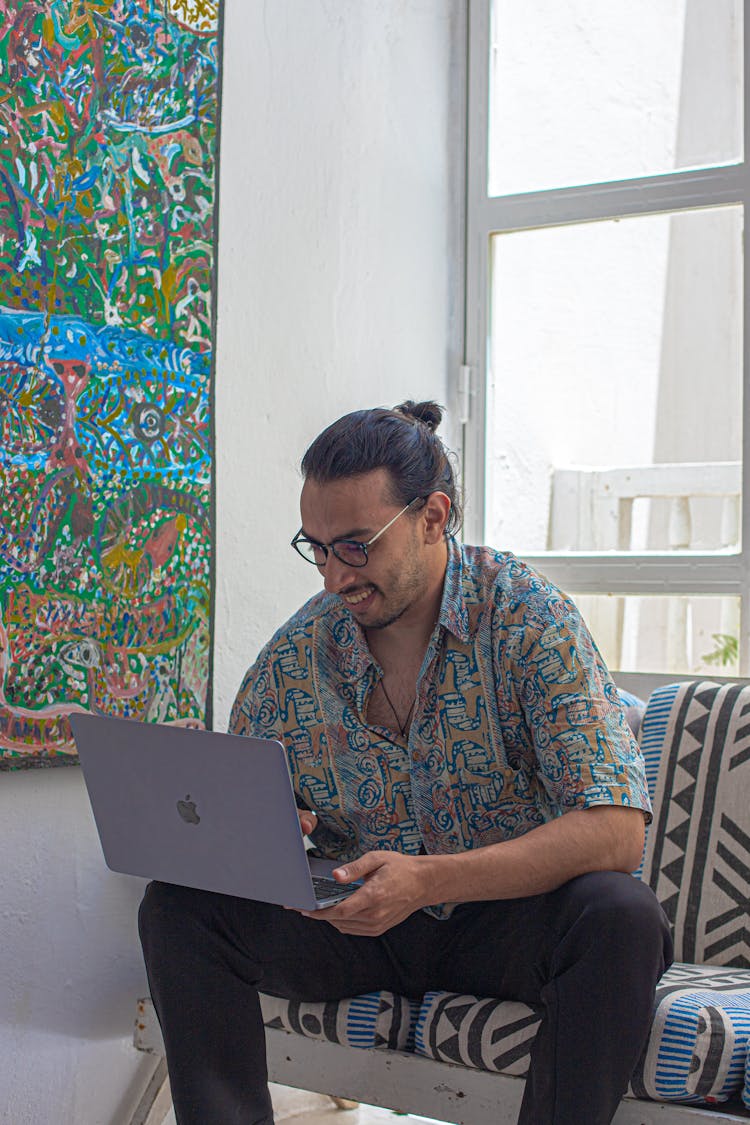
488, 0, 743, 196
486, 206, 743, 555
572, 594, 741, 676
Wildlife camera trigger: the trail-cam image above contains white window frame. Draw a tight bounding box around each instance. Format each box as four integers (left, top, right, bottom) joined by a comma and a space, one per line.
461, 0, 750, 675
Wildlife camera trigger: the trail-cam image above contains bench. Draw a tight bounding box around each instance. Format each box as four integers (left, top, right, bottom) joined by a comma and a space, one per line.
134, 674, 750, 1122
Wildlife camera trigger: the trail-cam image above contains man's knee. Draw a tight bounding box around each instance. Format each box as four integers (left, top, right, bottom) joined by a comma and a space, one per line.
140, 880, 198, 938
138, 881, 241, 966
560, 871, 673, 971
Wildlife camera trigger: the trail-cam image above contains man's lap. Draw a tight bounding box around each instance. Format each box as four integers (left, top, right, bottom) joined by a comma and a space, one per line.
140, 870, 664, 1009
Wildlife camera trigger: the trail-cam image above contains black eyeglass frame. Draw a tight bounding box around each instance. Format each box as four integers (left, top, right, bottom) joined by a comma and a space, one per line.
291, 497, 424, 568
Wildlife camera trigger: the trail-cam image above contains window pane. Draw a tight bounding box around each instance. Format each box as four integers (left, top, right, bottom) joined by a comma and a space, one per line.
486, 206, 743, 555
572, 594, 740, 676
488, 0, 744, 196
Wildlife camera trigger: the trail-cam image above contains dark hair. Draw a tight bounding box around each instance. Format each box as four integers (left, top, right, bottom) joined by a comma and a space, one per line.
300, 400, 462, 535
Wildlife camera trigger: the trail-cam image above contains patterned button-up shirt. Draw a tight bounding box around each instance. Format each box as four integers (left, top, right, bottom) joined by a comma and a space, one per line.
230, 539, 651, 915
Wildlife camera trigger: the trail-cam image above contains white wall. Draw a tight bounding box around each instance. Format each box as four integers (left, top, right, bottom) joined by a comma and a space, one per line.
0, 2, 463, 1121
212, 0, 464, 729
0, 769, 155, 1125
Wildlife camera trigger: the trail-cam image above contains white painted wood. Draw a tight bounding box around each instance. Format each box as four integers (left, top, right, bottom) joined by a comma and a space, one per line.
462, 0, 490, 546
130, 1063, 170, 1125
613, 670, 749, 700
547, 463, 742, 668
520, 554, 746, 596
554, 464, 741, 504
134, 997, 165, 1055
478, 163, 750, 234
267, 1030, 524, 1124
264, 1030, 750, 1124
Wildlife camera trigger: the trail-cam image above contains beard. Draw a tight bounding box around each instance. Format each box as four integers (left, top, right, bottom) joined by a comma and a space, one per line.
359, 546, 429, 631
364, 600, 410, 630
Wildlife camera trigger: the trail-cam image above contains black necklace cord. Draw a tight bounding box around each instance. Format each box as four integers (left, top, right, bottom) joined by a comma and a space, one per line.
378, 679, 416, 738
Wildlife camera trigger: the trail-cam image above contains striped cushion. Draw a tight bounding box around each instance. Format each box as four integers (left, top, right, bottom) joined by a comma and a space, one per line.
638, 681, 750, 968
413, 963, 750, 1106
744, 1049, 750, 1109
259, 991, 419, 1051
628, 962, 750, 1104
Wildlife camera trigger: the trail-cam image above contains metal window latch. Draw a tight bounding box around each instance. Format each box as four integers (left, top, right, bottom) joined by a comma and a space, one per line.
457, 365, 474, 425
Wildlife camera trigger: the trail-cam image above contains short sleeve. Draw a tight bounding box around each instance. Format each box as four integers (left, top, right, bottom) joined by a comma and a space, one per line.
228, 642, 283, 740
505, 594, 652, 821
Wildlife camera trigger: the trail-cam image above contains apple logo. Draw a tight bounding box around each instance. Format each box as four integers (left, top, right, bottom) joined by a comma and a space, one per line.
176, 795, 200, 824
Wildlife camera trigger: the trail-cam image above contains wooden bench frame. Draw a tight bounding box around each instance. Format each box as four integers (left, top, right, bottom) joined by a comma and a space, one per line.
133, 998, 750, 1123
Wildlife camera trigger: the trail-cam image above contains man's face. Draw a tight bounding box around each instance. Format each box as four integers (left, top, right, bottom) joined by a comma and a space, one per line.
299, 469, 432, 631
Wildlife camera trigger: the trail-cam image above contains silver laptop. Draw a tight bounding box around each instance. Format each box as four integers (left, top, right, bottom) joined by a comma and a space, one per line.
70, 713, 360, 910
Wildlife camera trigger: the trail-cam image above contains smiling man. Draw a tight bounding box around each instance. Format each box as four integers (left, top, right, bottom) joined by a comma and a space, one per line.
139, 400, 673, 1125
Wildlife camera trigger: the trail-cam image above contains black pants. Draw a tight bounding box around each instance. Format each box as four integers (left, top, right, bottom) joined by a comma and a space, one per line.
139, 871, 672, 1125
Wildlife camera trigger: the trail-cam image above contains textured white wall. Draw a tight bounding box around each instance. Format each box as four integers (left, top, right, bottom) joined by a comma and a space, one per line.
0, 3, 462, 1120
0, 768, 155, 1125
212, 0, 463, 730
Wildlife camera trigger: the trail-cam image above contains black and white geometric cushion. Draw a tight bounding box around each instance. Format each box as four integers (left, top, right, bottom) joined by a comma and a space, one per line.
638, 681, 750, 968
413, 962, 750, 1106
259, 990, 419, 1051
627, 962, 750, 1104
413, 991, 540, 1075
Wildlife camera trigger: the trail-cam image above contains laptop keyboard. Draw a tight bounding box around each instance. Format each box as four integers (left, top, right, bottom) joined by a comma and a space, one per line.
311, 875, 359, 903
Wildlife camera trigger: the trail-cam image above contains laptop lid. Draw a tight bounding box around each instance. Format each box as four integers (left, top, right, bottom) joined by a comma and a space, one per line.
70, 713, 331, 911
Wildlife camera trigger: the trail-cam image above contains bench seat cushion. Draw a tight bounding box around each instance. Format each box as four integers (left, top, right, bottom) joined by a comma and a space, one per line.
412, 962, 750, 1106
260, 991, 420, 1051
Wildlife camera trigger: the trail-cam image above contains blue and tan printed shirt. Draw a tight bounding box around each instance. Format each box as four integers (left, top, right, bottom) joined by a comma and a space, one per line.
230, 539, 651, 914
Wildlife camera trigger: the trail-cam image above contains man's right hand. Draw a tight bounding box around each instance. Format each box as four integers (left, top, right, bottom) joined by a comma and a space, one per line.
298, 810, 318, 836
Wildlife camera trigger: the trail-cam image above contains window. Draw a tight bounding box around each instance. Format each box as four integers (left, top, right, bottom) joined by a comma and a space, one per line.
462, 0, 749, 676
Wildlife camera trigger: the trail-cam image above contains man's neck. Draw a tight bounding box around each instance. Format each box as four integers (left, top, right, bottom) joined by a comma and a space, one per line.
365, 541, 448, 665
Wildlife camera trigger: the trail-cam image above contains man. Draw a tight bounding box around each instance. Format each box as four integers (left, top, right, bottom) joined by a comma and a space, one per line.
139, 400, 672, 1125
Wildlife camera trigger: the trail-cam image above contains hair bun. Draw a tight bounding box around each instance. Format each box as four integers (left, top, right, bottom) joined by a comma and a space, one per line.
395, 400, 443, 433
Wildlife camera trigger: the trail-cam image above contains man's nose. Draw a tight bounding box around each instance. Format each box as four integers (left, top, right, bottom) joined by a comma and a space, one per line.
322, 552, 351, 593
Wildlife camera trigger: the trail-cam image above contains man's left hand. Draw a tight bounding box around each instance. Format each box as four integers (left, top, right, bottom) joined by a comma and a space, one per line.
300, 851, 434, 936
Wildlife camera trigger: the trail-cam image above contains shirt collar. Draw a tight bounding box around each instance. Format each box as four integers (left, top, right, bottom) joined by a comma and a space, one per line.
437, 537, 474, 644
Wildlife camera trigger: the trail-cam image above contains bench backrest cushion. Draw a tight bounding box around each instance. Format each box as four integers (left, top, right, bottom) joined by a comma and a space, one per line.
638, 680, 750, 968
617, 687, 647, 739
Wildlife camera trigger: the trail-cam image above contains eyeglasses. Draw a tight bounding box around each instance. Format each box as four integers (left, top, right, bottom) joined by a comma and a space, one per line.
291, 498, 422, 568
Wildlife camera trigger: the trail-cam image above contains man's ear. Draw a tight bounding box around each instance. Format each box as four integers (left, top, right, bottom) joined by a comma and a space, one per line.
421, 491, 451, 543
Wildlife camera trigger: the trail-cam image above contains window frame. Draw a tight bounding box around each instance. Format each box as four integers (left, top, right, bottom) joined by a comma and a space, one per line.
462, 0, 750, 674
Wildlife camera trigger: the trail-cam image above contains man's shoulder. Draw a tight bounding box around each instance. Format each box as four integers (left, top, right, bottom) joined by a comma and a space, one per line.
459, 542, 561, 616
264, 588, 343, 651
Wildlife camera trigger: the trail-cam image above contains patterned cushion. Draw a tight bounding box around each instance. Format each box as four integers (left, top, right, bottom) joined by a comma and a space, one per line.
413, 963, 750, 1106
628, 962, 750, 1104
743, 1048, 750, 1109
638, 681, 750, 968
414, 992, 540, 1075
259, 991, 419, 1051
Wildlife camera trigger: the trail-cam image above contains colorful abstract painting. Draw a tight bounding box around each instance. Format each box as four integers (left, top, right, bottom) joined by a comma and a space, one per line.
0, 0, 220, 767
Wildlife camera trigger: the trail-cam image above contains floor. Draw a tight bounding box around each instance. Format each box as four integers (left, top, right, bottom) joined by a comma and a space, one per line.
159, 1082, 438, 1124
